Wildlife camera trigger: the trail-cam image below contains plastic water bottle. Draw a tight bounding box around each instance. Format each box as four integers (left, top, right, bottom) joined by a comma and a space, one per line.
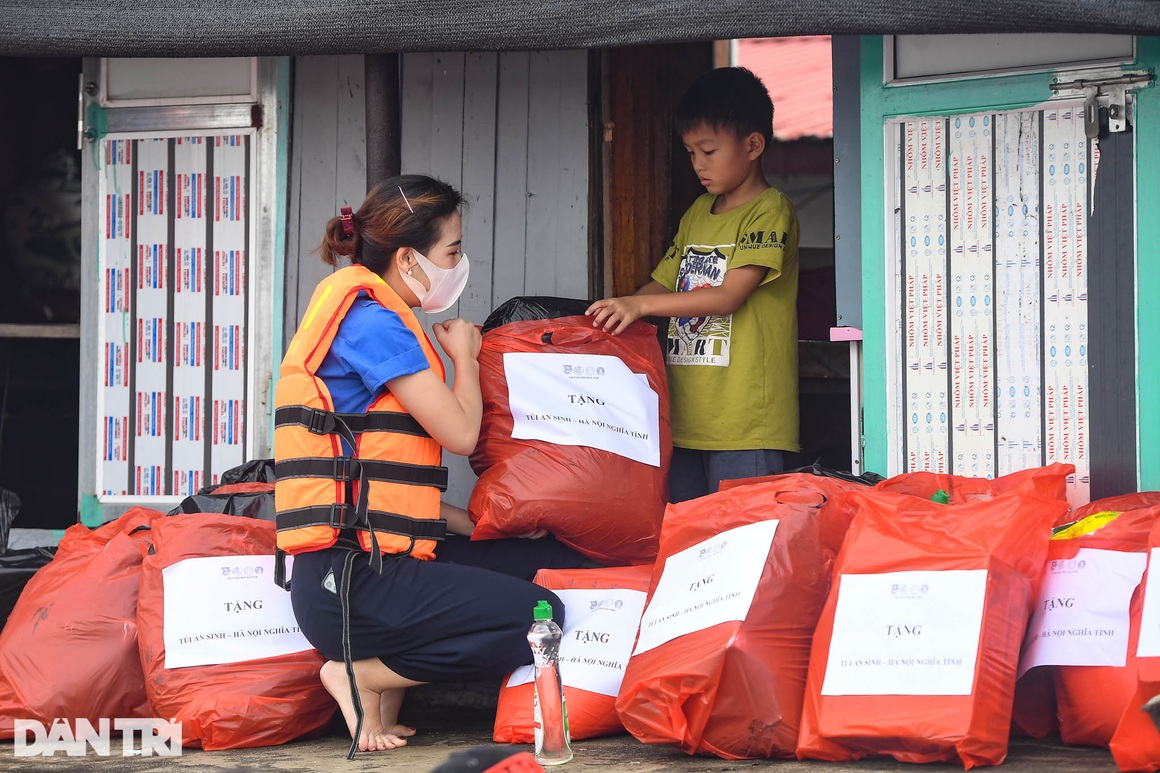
527, 600, 572, 765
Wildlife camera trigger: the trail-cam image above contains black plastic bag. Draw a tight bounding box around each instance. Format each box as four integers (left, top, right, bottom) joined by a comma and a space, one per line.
786, 462, 886, 486
196, 458, 275, 493
0, 546, 56, 626
482, 296, 592, 333
0, 489, 19, 552
168, 488, 275, 521
171, 459, 276, 520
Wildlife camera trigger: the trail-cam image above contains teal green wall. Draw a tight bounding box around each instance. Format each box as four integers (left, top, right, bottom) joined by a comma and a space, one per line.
858, 36, 1158, 487
1135, 38, 1160, 489
271, 57, 290, 446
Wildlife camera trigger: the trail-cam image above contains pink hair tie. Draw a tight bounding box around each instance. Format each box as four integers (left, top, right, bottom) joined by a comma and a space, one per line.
339, 205, 355, 236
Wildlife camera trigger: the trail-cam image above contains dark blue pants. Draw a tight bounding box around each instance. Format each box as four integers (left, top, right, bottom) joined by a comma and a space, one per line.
668, 447, 791, 503
290, 535, 590, 683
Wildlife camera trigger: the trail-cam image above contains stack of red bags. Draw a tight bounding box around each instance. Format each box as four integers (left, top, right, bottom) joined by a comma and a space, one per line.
615, 473, 863, 758
797, 464, 1073, 768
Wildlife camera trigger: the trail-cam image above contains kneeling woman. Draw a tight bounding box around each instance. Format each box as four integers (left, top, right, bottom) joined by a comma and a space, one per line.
275, 176, 587, 755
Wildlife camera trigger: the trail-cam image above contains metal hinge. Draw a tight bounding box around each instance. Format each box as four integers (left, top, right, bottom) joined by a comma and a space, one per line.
1049, 71, 1154, 138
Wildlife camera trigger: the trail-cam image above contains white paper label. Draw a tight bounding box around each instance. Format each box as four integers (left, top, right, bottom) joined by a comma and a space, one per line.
162, 554, 310, 668
821, 569, 987, 696
632, 519, 778, 656
1136, 548, 1160, 658
504, 352, 660, 467
1020, 548, 1146, 675
507, 587, 647, 697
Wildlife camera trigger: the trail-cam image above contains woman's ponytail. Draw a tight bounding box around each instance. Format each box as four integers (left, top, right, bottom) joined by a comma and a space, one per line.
314, 175, 462, 273
318, 214, 359, 267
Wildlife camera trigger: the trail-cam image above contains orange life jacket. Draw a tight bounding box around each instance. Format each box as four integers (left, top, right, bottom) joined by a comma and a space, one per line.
274, 264, 448, 563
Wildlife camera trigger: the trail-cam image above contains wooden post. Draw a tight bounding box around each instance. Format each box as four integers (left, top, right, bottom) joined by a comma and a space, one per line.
365, 54, 401, 191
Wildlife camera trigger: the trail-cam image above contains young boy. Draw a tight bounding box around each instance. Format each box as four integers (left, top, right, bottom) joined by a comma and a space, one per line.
586, 66, 800, 502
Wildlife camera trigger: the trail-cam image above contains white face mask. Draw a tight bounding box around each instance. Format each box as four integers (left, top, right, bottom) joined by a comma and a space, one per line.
400, 248, 470, 313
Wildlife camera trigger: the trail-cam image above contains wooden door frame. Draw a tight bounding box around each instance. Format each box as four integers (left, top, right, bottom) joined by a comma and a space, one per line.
596, 43, 713, 299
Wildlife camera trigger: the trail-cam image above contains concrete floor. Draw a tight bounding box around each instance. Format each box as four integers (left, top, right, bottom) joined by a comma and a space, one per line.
0, 703, 1124, 773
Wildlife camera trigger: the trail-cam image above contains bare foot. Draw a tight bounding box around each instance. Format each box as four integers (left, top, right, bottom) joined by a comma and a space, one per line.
384, 724, 417, 742
320, 660, 409, 751
380, 689, 417, 741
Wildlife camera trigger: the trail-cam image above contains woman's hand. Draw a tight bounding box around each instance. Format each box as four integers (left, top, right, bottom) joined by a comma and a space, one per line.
388, 319, 482, 456
441, 502, 476, 537
432, 318, 482, 364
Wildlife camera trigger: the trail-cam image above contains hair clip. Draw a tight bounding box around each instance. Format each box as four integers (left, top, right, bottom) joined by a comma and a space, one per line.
338, 204, 354, 234
399, 186, 415, 214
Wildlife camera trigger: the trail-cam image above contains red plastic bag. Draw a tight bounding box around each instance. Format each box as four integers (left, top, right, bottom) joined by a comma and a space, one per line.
136, 513, 334, 749
493, 565, 652, 743
1110, 682, 1160, 772
1031, 495, 1160, 747
1056, 492, 1160, 528
875, 463, 1069, 508
0, 507, 163, 739
1008, 496, 1160, 741
469, 316, 671, 566
1056, 588, 1146, 749
1010, 668, 1058, 738
797, 464, 1072, 769
1111, 514, 1160, 771
615, 474, 861, 759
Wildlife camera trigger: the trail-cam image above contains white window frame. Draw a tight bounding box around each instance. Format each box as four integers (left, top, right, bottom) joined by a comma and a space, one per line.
99, 57, 258, 108
884, 35, 1135, 86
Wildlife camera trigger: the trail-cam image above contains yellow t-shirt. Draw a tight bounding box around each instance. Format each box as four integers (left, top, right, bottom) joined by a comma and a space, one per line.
651, 188, 800, 451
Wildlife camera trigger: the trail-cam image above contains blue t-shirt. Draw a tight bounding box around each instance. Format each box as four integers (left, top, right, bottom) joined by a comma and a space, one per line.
316, 296, 430, 414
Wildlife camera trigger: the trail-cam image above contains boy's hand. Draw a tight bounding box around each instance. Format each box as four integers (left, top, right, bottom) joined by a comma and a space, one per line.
586, 296, 645, 335
432, 318, 482, 362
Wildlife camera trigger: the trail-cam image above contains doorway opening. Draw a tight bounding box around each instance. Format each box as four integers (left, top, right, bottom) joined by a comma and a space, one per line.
0, 57, 83, 531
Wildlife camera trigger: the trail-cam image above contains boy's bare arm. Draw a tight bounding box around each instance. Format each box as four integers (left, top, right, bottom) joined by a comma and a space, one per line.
586, 265, 767, 335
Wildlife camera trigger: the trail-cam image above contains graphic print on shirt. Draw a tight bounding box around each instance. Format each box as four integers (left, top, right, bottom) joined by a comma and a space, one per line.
667, 246, 731, 367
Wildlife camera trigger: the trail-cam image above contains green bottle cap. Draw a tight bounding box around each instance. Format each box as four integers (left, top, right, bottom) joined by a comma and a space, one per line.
533, 600, 554, 621
931, 489, 950, 504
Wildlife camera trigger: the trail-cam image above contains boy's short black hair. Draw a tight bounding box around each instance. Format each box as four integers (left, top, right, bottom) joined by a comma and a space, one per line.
675, 66, 774, 150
